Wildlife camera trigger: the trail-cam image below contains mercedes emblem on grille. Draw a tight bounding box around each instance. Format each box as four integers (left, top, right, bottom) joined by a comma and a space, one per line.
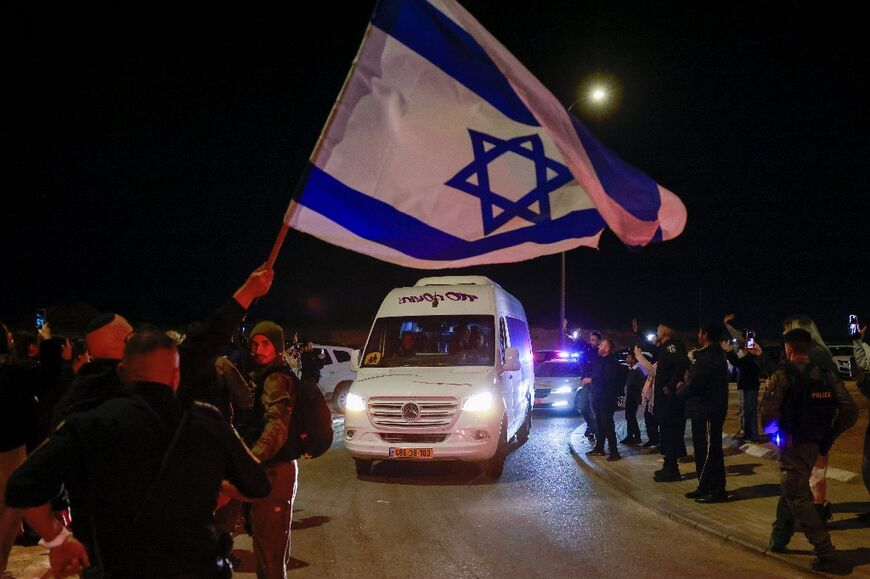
401, 402, 421, 423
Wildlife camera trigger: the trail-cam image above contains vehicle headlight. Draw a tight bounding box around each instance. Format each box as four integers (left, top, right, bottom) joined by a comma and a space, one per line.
551, 385, 573, 394
462, 391, 494, 413
345, 392, 366, 412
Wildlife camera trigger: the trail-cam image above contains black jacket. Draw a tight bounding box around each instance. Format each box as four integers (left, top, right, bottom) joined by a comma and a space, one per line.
654, 339, 690, 411
0, 355, 37, 452
589, 353, 624, 406
177, 299, 248, 416
52, 358, 124, 426
6, 381, 270, 577
681, 343, 729, 418
726, 351, 760, 390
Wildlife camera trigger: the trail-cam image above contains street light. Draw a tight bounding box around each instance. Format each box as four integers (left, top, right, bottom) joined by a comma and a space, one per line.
572, 75, 619, 117
589, 85, 608, 104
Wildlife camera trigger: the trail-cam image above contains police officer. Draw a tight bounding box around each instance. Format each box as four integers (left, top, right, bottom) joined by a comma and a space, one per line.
652, 322, 690, 482
761, 329, 858, 573
245, 321, 298, 579
5, 331, 271, 578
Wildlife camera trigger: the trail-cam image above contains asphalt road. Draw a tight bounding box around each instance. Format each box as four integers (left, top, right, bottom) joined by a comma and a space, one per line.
231, 411, 809, 578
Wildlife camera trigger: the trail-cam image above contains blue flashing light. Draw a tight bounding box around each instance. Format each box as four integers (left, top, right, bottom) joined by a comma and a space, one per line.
556, 351, 580, 360
775, 433, 782, 447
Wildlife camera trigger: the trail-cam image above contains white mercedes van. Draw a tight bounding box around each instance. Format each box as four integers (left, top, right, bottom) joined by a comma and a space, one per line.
344, 276, 534, 480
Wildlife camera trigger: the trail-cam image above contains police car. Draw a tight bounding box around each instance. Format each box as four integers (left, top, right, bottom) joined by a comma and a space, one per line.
533, 354, 584, 414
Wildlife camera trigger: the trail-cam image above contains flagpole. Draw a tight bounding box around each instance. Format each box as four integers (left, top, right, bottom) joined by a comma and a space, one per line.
264, 21, 376, 269
560, 251, 566, 349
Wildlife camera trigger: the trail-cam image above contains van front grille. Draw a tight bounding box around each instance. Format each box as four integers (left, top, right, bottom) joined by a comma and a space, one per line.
379, 433, 449, 443
368, 398, 459, 429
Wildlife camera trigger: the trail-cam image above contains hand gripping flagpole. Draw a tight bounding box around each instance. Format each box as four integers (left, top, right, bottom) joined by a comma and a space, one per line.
264, 21, 375, 271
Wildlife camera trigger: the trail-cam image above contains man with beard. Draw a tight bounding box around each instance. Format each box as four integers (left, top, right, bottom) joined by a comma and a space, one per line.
585, 339, 624, 461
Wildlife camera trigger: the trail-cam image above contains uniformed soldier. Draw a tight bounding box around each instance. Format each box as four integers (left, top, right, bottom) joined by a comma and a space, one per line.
244, 321, 298, 579
652, 322, 690, 482
760, 329, 858, 573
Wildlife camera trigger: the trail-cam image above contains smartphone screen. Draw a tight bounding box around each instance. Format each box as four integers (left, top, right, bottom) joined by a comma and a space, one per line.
746, 330, 755, 349
850, 314, 859, 336
35, 309, 47, 331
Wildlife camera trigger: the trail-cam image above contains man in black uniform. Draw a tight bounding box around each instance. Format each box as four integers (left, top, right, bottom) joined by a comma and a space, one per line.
5, 331, 271, 578
652, 322, 690, 482
679, 322, 730, 503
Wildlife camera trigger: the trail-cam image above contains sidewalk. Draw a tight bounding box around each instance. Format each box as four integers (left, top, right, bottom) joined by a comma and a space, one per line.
569, 415, 870, 576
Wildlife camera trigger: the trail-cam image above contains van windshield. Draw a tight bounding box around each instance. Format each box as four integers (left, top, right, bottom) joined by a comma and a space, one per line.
362, 315, 495, 368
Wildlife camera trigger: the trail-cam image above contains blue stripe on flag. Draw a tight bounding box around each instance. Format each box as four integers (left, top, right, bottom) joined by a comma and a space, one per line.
571, 117, 661, 222
298, 166, 605, 261
372, 0, 539, 127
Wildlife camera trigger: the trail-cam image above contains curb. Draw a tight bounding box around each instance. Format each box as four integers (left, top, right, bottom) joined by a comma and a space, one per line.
567, 428, 820, 576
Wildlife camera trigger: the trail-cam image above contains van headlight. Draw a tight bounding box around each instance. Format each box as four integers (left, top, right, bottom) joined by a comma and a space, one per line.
462, 391, 494, 413
551, 385, 573, 394
345, 392, 366, 412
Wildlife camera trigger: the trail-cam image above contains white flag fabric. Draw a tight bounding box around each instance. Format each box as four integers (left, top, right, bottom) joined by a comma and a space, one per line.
287, 0, 687, 268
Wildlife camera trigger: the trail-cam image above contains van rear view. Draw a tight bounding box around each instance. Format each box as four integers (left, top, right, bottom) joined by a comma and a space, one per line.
344, 276, 534, 480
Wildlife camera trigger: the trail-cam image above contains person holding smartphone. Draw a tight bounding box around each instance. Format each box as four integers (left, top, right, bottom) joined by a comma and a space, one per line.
722, 314, 763, 443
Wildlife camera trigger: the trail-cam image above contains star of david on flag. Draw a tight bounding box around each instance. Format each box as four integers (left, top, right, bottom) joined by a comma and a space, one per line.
285, 0, 687, 269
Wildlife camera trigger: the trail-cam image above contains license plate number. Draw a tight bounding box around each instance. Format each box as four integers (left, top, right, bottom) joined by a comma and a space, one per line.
388, 447, 433, 459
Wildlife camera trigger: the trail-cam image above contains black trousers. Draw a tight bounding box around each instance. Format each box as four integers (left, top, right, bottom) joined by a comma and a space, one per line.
691, 417, 708, 479
644, 403, 659, 443
593, 398, 617, 453
656, 401, 684, 469
697, 412, 726, 495
624, 394, 641, 439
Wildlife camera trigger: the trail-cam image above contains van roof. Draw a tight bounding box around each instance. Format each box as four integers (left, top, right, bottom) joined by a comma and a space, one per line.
414, 276, 501, 288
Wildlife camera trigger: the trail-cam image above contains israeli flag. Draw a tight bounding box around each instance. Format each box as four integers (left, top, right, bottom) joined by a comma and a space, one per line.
287, 0, 687, 268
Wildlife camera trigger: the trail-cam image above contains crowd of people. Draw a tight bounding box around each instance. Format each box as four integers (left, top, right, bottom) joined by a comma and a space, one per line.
574, 314, 867, 573
0, 265, 329, 578
2, 275, 869, 576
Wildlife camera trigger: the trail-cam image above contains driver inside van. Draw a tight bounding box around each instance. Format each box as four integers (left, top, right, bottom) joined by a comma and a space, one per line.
460, 328, 490, 364
449, 324, 471, 354
393, 330, 417, 358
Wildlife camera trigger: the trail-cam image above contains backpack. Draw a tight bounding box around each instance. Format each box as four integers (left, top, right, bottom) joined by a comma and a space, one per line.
260, 366, 334, 460
779, 362, 838, 444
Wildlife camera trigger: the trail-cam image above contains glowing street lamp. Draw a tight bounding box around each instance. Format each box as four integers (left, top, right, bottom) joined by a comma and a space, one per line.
589, 85, 608, 104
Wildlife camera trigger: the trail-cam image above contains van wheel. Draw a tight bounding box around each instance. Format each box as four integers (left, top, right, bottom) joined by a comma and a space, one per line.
354, 458, 372, 476
515, 401, 531, 445
480, 416, 508, 481
332, 382, 353, 414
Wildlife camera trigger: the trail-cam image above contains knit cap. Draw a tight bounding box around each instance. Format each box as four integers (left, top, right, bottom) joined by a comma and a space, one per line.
250, 321, 285, 353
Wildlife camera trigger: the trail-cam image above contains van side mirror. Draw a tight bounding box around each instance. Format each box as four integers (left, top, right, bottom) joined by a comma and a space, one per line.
350, 349, 361, 372
503, 347, 521, 372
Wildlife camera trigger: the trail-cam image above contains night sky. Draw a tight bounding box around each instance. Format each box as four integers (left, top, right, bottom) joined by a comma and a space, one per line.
6, 1, 869, 341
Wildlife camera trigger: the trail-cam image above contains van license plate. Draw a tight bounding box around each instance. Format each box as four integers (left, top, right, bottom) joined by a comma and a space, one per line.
388, 448, 433, 459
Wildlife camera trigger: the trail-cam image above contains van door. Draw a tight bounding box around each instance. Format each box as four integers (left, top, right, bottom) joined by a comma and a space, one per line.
498, 316, 518, 436
504, 316, 531, 434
